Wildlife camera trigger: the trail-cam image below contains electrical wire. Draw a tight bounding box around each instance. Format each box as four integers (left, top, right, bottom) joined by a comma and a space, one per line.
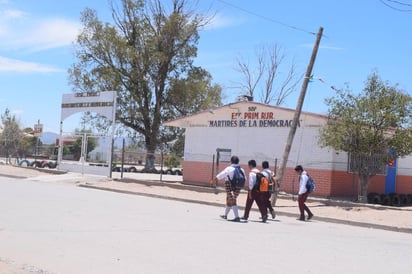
386, 0, 412, 7
215, 0, 317, 36
379, 0, 412, 11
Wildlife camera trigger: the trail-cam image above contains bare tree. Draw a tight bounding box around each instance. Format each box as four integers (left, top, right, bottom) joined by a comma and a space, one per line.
235, 44, 301, 105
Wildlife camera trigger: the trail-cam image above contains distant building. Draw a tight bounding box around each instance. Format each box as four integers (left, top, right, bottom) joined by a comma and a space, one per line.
163, 101, 412, 198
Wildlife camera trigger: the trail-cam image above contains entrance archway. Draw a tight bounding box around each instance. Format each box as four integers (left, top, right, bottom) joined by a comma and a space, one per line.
58, 91, 117, 177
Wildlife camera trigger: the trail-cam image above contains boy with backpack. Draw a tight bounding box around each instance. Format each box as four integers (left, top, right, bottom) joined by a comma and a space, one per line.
210, 155, 245, 222
262, 161, 276, 219
241, 160, 268, 222
294, 165, 314, 221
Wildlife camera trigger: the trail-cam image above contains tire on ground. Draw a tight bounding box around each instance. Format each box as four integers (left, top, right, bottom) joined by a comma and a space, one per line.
30, 161, 42, 168
380, 194, 391, 206
407, 194, 412, 205
166, 169, 175, 175
18, 159, 30, 167
399, 194, 408, 206
40, 160, 49, 168
389, 193, 401, 207
367, 192, 380, 204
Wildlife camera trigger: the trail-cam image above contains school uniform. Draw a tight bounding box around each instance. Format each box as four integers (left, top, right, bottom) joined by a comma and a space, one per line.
298, 170, 313, 220
262, 168, 276, 218
216, 164, 245, 220
242, 168, 267, 221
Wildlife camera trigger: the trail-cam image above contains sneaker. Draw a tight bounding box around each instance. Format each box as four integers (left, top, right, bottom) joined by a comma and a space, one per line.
270, 211, 276, 219
241, 216, 248, 220
220, 215, 227, 220
297, 217, 305, 221
262, 215, 268, 223
307, 213, 314, 220
230, 217, 241, 222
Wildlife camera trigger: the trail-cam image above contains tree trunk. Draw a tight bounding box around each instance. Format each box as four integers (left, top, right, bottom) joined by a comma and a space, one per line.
358, 173, 371, 203
144, 152, 156, 172
143, 133, 158, 172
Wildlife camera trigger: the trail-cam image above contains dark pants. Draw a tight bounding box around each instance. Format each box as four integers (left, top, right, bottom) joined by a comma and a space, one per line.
243, 190, 266, 219
262, 192, 274, 214
298, 192, 312, 218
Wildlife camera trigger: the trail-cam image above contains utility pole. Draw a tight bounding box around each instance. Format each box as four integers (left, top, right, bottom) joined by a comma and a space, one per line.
34, 119, 41, 163
272, 26, 324, 205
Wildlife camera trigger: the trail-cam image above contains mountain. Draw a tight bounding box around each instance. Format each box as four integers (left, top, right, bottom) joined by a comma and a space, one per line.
40, 132, 59, 145
39, 132, 136, 148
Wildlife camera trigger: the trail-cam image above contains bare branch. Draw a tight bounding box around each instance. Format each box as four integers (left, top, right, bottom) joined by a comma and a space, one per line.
235, 43, 300, 105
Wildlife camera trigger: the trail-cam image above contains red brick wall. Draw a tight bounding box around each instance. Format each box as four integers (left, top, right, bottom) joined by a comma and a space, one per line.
396, 176, 412, 193
278, 168, 332, 197
183, 161, 215, 183
183, 161, 273, 187
183, 160, 412, 196
368, 176, 386, 193
329, 170, 353, 196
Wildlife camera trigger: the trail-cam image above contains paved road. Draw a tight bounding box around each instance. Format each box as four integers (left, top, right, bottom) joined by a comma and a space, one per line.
0, 177, 411, 274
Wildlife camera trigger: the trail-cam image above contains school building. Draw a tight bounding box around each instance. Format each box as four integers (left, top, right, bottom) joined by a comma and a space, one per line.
163, 100, 412, 198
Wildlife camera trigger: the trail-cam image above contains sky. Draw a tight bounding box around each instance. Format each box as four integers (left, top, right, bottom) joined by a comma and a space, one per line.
0, 0, 411, 134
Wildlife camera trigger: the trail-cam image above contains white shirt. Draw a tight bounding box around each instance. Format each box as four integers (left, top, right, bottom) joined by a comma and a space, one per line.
216, 164, 245, 182
262, 168, 274, 178
298, 171, 309, 195
248, 167, 260, 190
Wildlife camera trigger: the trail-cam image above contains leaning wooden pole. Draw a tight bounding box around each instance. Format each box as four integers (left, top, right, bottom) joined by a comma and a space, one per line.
272, 26, 324, 205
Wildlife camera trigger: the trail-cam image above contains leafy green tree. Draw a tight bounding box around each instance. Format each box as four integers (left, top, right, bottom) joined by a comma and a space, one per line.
169, 134, 184, 158
164, 153, 180, 168
167, 67, 222, 116
69, 0, 217, 171
19, 127, 44, 157
0, 109, 23, 162
165, 66, 222, 156
319, 72, 412, 201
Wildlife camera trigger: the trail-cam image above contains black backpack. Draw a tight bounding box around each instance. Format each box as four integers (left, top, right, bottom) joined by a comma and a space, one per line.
253, 172, 265, 191
229, 166, 246, 188
253, 171, 272, 192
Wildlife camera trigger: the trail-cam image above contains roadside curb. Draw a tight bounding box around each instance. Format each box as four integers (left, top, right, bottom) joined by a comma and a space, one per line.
114, 178, 412, 212
78, 183, 412, 234
0, 173, 27, 179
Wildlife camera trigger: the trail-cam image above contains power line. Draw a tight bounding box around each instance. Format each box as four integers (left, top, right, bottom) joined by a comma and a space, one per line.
379, 0, 412, 11
215, 0, 317, 36
387, 0, 412, 7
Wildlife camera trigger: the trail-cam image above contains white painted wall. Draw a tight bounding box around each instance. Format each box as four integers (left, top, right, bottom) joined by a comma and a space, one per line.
178, 101, 344, 170
397, 155, 412, 176
169, 101, 412, 176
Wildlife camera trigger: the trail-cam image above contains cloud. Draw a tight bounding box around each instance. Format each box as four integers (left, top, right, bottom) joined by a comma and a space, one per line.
0, 56, 62, 73
1, 9, 26, 19
0, 8, 80, 51
0, 8, 27, 36
205, 13, 245, 30
19, 18, 81, 51
10, 109, 24, 116
321, 45, 344, 51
